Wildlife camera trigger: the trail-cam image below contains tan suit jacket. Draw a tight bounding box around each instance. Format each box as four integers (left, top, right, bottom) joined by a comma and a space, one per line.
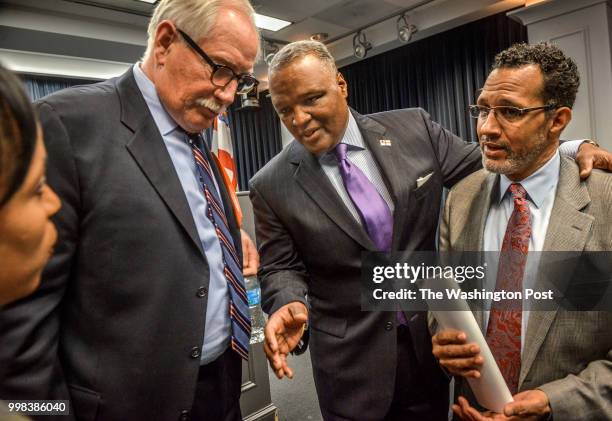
439, 156, 612, 420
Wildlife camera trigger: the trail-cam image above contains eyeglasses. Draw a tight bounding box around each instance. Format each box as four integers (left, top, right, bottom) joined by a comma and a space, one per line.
177, 28, 258, 94
468, 104, 556, 123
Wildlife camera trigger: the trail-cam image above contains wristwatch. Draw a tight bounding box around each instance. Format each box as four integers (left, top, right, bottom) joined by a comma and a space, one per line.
583, 139, 599, 147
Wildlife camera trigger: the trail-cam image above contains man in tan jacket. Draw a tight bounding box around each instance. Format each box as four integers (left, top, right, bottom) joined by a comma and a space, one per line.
432, 42, 612, 420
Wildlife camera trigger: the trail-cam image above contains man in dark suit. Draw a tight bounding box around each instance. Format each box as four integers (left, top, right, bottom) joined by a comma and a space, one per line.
0, 1, 259, 420
249, 41, 612, 421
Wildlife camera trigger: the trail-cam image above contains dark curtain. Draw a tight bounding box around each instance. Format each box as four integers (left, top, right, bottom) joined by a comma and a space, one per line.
340, 12, 527, 143
21, 74, 97, 100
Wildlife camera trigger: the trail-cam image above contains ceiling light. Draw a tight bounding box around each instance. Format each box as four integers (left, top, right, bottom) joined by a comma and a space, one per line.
254, 13, 292, 32
353, 31, 372, 59
135, 0, 157, 3
397, 14, 417, 43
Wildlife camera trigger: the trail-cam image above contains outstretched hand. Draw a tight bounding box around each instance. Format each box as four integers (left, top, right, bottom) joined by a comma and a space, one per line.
453, 391, 550, 421
264, 301, 308, 379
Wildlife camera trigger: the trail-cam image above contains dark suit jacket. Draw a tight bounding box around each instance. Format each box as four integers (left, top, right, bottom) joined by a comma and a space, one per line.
249, 108, 482, 420
0, 69, 242, 421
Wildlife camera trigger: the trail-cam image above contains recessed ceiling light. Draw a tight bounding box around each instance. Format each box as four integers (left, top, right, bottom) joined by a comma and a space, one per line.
254, 13, 292, 32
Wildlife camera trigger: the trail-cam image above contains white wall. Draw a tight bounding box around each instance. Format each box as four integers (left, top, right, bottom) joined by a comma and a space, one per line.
509, 0, 612, 150
0, 0, 146, 79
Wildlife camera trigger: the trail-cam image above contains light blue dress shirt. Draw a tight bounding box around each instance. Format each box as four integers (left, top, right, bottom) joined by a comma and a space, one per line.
319, 113, 395, 222
483, 151, 560, 353
133, 64, 230, 364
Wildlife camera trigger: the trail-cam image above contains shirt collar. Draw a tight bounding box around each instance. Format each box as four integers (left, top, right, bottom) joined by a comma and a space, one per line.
341, 112, 365, 150
319, 112, 364, 163
132, 63, 180, 137
498, 150, 560, 209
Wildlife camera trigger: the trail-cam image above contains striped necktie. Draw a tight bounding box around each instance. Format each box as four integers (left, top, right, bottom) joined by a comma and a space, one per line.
185, 132, 251, 360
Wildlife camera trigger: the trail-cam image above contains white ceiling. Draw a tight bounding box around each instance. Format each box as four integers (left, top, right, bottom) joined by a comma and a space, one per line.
252, 0, 431, 43
0, 0, 528, 85
21, 0, 436, 43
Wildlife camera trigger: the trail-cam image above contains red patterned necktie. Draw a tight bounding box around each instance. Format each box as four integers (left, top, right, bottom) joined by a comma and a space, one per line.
486, 183, 531, 394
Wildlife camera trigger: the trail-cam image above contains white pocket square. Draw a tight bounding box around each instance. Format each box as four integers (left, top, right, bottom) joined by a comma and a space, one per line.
416, 172, 434, 188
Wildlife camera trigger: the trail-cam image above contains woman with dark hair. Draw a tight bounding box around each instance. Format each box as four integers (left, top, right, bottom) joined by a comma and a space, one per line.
0, 63, 61, 307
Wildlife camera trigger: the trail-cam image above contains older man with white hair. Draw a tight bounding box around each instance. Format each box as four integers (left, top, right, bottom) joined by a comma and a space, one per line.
0, 1, 260, 420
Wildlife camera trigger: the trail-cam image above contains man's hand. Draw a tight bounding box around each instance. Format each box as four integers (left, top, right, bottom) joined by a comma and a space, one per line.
576, 142, 612, 179
264, 301, 308, 379
453, 391, 551, 421
240, 229, 259, 277
503, 390, 551, 420
454, 396, 507, 421
432, 329, 483, 378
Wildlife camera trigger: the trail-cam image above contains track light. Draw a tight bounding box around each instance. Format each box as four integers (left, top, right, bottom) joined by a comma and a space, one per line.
353, 31, 372, 59
397, 14, 417, 43
239, 81, 260, 110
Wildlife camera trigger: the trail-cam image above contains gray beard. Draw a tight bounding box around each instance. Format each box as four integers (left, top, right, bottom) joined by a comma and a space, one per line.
481, 132, 549, 177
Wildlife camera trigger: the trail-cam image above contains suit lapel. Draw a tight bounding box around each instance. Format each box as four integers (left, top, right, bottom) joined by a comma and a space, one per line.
540, 158, 593, 252
465, 173, 497, 252
290, 139, 376, 251
118, 69, 205, 258
470, 173, 497, 328
520, 157, 593, 387
353, 111, 411, 251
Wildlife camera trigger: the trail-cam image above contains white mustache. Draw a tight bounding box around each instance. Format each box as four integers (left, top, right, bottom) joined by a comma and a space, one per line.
195, 97, 225, 114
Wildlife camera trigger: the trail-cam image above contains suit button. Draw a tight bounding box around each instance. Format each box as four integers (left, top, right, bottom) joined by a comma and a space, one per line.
190, 347, 201, 359
385, 321, 394, 331
196, 286, 208, 298
179, 410, 190, 421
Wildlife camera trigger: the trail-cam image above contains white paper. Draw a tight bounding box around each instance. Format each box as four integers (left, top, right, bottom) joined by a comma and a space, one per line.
424, 278, 514, 413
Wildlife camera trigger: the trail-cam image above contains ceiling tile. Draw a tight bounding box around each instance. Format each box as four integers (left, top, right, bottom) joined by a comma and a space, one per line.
313, 0, 402, 30
267, 17, 349, 43
251, 0, 345, 23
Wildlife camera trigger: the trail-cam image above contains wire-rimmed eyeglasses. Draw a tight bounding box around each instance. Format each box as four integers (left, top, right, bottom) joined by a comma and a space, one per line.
468, 104, 557, 123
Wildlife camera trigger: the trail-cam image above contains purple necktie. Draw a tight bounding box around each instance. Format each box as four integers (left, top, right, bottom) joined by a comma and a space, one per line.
334, 144, 405, 324
334, 143, 393, 251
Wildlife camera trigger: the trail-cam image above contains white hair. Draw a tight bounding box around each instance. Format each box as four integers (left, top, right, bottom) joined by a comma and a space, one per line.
142, 0, 260, 61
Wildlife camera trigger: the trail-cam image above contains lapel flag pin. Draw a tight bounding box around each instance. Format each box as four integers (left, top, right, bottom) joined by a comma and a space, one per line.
379, 139, 392, 146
